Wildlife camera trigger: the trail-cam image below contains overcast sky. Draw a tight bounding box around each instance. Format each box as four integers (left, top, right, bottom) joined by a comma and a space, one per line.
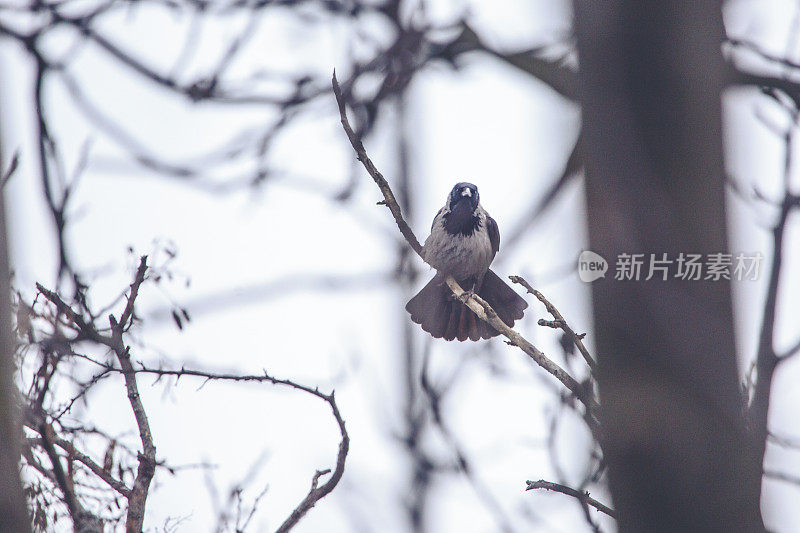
2, 0, 800, 531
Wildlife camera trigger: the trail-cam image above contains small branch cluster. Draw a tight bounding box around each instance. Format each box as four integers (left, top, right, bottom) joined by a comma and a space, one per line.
19, 255, 348, 532
28, 257, 154, 531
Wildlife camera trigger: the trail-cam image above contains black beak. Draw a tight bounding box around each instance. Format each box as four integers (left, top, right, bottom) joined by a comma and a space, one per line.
458, 189, 478, 210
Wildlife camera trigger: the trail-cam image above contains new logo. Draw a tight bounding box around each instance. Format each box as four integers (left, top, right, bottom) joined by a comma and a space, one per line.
578, 250, 608, 282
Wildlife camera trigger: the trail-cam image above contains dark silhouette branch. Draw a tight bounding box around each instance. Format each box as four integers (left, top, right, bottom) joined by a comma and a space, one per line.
420, 365, 516, 533
525, 479, 616, 519
37, 421, 102, 531
0, 140, 33, 533
50, 357, 350, 533
275, 386, 348, 533
34, 259, 350, 531
36, 256, 154, 531
436, 23, 579, 101
332, 71, 423, 257
503, 131, 584, 252
26, 429, 131, 498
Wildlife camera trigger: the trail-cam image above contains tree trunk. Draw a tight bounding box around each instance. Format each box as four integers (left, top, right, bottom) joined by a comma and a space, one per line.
0, 156, 32, 530
573, 2, 765, 531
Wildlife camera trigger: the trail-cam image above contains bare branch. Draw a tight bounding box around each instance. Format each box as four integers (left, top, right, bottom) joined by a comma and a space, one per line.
37, 421, 102, 531
525, 479, 616, 519
764, 469, 800, 486
36, 256, 156, 531
435, 24, 579, 101
332, 71, 423, 257
117, 256, 148, 331
444, 279, 601, 433
332, 71, 601, 438
274, 388, 348, 533
510, 275, 597, 371
109, 257, 155, 532
25, 427, 131, 498
47, 355, 349, 533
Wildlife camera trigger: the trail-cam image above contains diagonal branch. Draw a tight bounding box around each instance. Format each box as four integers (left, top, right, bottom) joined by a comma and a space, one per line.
332, 72, 423, 257
24, 421, 132, 498
503, 131, 584, 252
332, 71, 601, 436
510, 275, 597, 371
38, 421, 84, 525
434, 24, 579, 102
525, 479, 616, 519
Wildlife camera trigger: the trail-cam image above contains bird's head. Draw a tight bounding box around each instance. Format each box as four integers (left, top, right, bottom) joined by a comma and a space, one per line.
448, 182, 479, 212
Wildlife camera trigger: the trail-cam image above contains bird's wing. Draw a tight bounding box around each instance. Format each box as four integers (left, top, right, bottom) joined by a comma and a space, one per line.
431, 206, 447, 232
486, 214, 500, 256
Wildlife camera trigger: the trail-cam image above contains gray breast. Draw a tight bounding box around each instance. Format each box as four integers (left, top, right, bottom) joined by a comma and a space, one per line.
423, 210, 494, 281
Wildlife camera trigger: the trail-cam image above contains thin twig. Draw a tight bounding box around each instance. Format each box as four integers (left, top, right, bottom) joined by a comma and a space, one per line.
444, 279, 601, 430
34, 257, 157, 531
38, 422, 82, 522
509, 275, 597, 371
109, 256, 155, 532
42, 353, 349, 533
420, 377, 517, 533
274, 387, 348, 533
25, 427, 131, 498
525, 479, 616, 519
332, 71, 423, 257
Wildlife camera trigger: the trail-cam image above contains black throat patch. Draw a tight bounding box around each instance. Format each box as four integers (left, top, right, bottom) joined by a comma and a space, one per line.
443, 203, 481, 237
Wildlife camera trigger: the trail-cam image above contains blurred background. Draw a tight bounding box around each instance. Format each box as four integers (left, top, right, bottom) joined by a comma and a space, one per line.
1, 0, 799, 531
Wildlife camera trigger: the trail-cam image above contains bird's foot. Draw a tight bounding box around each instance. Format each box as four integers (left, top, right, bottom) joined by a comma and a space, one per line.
458, 288, 476, 304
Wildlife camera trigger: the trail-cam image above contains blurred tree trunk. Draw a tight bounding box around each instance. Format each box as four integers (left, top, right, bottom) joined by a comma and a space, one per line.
396, 92, 432, 531
574, 2, 765, 531
0, 165, 32, 529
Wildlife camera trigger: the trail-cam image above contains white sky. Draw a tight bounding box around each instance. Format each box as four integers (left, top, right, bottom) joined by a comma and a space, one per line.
1, 0, 799, 531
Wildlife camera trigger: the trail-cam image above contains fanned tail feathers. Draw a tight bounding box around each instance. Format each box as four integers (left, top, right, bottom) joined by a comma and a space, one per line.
405, 270, 527, 341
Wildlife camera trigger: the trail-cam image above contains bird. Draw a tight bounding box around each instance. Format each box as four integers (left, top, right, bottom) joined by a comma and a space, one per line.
406, 182, 528, 341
